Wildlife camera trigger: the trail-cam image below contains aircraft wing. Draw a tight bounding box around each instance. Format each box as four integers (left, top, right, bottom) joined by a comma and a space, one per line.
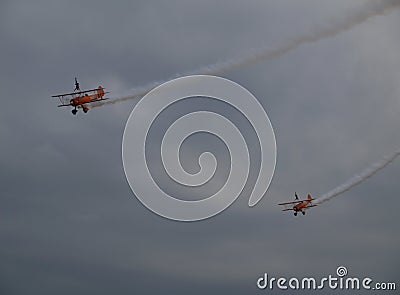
89, 97, 110, 103
57, 103, 73, 107
51, 88, 101, 98
281, 204, 317, 211
58, 104, 88, 109
57, 97, 109, 107
278, 200, 302, 206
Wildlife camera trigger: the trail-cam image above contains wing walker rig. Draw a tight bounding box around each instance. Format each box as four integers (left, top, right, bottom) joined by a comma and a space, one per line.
278, 192, 318, 216
51, 78, 109, 115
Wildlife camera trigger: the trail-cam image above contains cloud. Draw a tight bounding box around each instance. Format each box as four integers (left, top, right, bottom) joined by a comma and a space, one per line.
1, 0, 399, 294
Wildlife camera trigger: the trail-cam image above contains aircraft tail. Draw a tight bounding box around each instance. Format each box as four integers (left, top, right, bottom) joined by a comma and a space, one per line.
308, 194, 313, 200
97, 86, 105, 98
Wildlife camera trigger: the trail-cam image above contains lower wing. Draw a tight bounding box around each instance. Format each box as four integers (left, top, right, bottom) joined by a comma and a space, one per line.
90, 97, 110, 103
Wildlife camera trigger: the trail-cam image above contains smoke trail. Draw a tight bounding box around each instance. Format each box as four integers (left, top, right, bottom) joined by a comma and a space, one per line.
314, 149, 400, 205
91, 0, 400, 108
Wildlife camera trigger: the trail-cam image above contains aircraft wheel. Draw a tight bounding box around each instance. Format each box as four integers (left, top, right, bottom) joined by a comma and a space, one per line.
294, 212, 297, 216
302, 211, 305, 215
72, 109, 77, 115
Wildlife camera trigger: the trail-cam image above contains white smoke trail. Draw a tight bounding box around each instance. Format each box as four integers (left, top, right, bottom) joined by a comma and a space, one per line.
314, 149, 400, 205
91, 0, 400, 109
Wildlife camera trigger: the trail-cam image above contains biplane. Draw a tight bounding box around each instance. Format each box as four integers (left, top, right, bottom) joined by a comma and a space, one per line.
51, 78, 109, 115
278, 192, 317, 216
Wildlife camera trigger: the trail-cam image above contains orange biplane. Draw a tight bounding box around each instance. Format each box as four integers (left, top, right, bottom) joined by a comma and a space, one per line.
51, 78, 109, 115
278, 192, 317, 216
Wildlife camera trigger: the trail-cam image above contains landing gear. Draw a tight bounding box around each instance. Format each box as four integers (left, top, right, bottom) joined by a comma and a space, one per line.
302, 211, 305, 215
294, 212, 297, 216
72, 109, 78, 115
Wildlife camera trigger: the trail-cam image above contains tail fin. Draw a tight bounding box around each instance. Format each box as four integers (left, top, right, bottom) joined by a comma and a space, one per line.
308, 194, 312, 200
97, 86, 105, 98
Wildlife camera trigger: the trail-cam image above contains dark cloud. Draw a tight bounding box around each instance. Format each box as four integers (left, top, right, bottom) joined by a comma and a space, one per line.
0, 0, 399, 294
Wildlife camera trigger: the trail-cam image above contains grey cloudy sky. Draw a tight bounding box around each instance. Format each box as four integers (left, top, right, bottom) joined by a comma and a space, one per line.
1, 0, 399, 294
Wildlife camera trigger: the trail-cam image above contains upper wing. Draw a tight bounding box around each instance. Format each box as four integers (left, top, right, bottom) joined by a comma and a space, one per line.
278, 200, 302, 206
51, 88, 101, 98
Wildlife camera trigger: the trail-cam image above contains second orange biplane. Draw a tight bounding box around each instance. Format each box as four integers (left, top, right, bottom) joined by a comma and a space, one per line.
51, 78, 109, 115
278, 192, 317, 216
